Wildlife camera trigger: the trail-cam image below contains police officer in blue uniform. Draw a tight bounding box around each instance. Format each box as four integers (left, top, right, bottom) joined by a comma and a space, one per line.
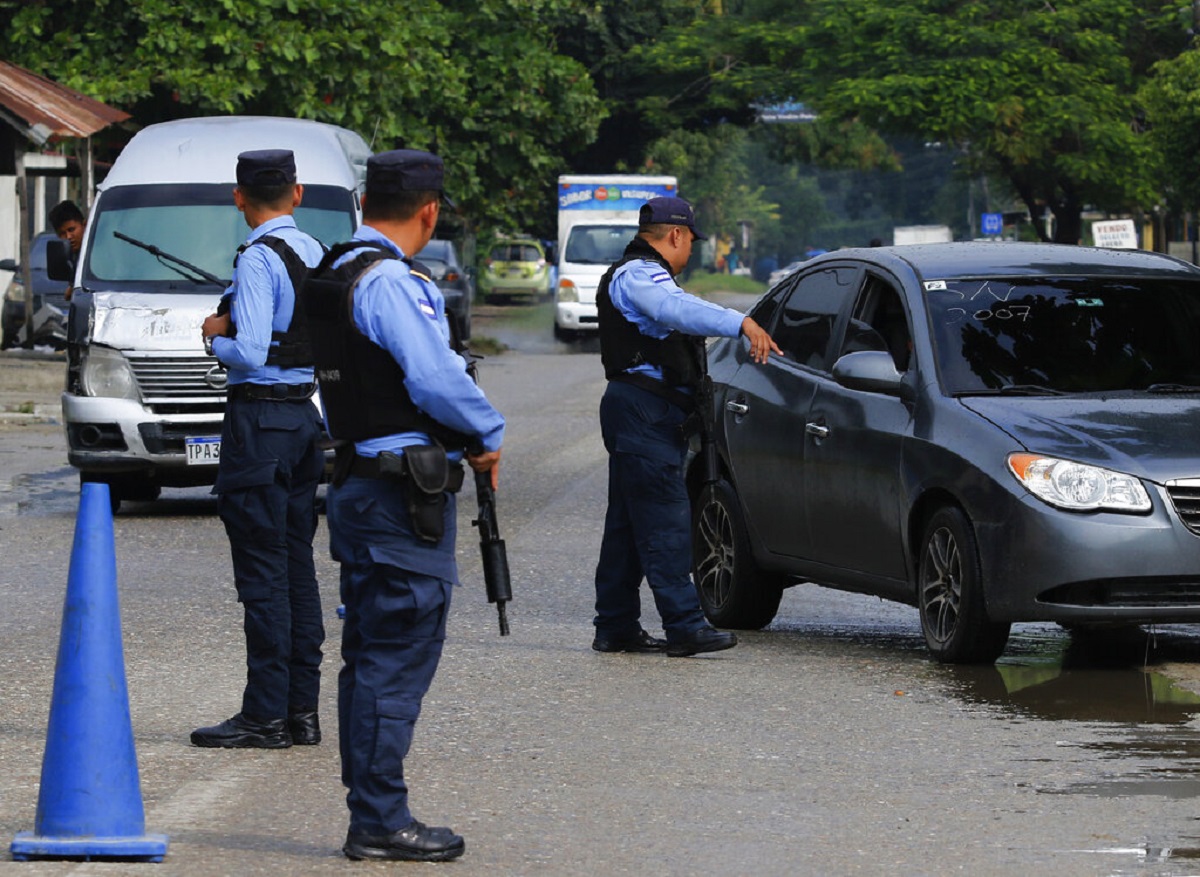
191, 149, 327, 749
301, 149, 503, 863
593, 196, 780, 657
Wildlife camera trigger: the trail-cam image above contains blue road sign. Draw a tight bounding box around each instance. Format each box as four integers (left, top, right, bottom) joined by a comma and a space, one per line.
981, 212, 1003, 236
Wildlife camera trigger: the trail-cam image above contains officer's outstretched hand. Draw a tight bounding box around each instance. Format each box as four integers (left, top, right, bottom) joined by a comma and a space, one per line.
468, 449, 502, 491
740, 317, 782, 364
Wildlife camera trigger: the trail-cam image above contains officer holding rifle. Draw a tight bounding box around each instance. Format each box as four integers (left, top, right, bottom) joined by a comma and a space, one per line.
301, 149, 504, 863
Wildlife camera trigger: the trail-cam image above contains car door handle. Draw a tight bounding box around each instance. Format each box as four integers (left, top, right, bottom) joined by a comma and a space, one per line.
805, 422, 829, 439
726, 400, 749, 416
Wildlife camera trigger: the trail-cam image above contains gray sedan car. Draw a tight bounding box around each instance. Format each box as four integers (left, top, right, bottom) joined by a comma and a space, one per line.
691, 241, 1200, 663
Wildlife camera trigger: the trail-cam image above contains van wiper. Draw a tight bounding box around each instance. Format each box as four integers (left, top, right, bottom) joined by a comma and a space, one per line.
113, 231, 225, 286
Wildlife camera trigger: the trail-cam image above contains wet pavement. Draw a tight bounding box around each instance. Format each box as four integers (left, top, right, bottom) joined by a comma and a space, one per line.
6, 298, 1200, 873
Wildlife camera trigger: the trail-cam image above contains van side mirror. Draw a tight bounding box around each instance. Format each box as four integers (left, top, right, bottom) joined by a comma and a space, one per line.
0, 258, 15, 272
46, 239, 73, 282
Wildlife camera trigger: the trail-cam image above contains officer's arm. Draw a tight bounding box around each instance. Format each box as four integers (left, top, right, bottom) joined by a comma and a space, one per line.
210, 247, 274, 369
622, 264, 744, 339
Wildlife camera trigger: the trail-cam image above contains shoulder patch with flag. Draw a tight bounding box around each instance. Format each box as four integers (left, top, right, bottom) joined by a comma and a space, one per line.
650, 270, 672, 284
417, 296, 437, 318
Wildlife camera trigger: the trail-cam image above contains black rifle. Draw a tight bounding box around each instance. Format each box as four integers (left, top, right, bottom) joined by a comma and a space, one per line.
473, 470, 512, 635
465, 351, 512, 635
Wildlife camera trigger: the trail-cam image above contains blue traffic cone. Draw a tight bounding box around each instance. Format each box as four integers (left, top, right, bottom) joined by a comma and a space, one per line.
10, 482, 168, 861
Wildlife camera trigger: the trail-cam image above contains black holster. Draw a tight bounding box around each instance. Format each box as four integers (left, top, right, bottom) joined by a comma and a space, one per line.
381, 445, 464, 544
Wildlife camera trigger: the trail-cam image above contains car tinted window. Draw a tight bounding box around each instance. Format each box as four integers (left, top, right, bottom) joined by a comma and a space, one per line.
772, 266, 858, 371
926, 277, 1200, 393
845, 274, 912, 371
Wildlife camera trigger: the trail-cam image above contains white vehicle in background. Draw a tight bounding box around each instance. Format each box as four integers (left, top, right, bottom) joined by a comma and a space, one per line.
56, 116, 368, 511
553, 174, 678, 341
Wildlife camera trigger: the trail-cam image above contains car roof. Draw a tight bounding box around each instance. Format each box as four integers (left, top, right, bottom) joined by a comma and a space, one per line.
99, 116, 370, 190
813, 241, 1200, 281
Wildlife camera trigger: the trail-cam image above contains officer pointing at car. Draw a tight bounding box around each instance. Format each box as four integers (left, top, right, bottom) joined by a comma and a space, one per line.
301, 149, 504, 863
593, 196, 780, 657
192, 149, 327, 750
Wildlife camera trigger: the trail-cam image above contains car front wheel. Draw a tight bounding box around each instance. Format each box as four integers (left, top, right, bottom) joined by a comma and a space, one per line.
917, 506, 1010, 664
691, 478, 784, 629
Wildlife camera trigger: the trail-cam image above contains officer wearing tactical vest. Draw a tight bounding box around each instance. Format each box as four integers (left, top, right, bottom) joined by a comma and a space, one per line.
593, 195, 780, 657
300, 149, 503, 863
192, 149, 327, 750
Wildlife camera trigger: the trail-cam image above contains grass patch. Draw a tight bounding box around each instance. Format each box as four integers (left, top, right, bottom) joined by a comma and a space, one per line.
467, 335, 508, 356
682, 272, 766, 298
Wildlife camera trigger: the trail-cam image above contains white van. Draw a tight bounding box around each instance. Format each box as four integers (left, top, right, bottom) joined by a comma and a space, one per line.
59, 116, 369, 509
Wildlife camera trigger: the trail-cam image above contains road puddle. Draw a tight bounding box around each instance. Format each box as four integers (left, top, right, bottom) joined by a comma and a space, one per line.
949, 626, 1200, 815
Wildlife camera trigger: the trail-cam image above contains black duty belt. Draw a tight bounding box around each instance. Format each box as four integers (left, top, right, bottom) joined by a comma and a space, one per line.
228, 382, 316, 402
348, 453, 465, 493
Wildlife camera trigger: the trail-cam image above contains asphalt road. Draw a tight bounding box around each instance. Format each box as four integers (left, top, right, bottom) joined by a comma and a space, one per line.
5, 306, 1200, 875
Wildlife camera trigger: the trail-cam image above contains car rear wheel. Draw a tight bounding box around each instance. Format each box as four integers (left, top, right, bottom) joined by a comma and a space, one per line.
691, 478, 784, 629
917, 506, 1010, 664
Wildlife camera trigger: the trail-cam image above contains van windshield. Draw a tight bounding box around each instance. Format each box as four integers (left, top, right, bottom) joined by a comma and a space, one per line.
564, 225, 636, 265
83, 183, 356, 291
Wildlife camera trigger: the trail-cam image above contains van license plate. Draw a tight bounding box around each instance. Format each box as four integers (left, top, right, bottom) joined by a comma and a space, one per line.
185, 436, 221, 465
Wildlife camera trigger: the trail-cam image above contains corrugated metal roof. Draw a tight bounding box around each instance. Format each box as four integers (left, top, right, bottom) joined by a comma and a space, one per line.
0, 60, 129, 140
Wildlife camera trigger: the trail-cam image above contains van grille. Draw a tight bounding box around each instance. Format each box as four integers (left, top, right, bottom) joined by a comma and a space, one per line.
1167, 479, 1200, 537
128, 355, 227, 412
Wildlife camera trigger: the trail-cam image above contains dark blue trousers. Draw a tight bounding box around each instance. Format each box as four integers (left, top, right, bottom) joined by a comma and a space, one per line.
594, 380, 707, 642
214, 396, 325, 721
326, 474, 456, 835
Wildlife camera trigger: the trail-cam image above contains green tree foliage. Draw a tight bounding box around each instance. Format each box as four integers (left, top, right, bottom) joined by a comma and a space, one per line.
643, 0, 1190, 244
1139, 48, 1200, 214
0, 0, 604, 233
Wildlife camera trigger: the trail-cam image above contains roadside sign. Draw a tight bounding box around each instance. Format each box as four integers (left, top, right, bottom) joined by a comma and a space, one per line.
1092, 219, 1138, 249
981, 212, 1003, 236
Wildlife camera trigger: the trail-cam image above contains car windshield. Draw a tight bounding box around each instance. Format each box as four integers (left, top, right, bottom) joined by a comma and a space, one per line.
564, 225, 634, 264
926, 276, 1200, 394
83, 183, 356, 291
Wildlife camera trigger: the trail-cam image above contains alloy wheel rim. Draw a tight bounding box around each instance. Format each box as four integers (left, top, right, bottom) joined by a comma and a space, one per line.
696, 496, 734, 608
921, 526, 962, 645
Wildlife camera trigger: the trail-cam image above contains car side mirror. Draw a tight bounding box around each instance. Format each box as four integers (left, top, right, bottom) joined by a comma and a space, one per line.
832, 350, 912, 399
46, 239, 73, 282
0, 257, 15, 272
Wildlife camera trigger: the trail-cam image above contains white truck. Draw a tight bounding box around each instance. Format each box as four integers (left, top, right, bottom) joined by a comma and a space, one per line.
553, 174, 678, 341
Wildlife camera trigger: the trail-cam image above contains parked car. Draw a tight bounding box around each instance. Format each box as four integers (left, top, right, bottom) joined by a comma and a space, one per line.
691, 241, 1200, 664
1, 232, 69, 349
478, 236, 551, 302
415, 239, 472, 341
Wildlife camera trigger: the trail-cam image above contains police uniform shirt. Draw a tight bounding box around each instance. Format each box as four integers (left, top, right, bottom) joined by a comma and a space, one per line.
211, 215, 325, 386
607, 258, 744, 381
332, 224, 505, 460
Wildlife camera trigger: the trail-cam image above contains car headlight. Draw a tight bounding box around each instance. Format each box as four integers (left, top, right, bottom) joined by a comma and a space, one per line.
80, 345, 140, 401
1007, 453, 1150, 512
557, 278, 579, 303
5, 278, 25, 301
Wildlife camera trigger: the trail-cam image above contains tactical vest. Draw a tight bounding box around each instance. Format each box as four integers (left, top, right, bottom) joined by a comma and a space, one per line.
230, 234, 319, 369
596, 236, 706, 398
300, 241, 471, 448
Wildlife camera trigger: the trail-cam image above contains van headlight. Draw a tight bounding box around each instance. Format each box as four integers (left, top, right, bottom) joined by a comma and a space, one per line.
557, 278, 579, 303
1007, 453, 1150, 512
81, 346, 140, 400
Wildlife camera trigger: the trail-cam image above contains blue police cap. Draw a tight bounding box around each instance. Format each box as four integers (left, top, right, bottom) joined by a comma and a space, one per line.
236, 149, 297, 187
367, 149, 453, 205
639, 196, 708, 241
